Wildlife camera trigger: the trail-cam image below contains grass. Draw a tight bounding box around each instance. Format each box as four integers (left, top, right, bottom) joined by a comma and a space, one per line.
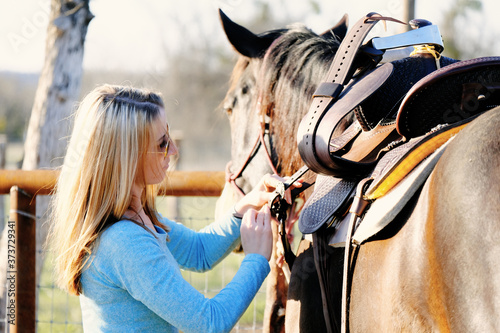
36, 196, 267, 332
37, 252, 83, 332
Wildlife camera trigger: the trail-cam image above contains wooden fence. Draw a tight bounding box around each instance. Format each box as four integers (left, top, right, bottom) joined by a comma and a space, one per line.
0, 169, 225, 333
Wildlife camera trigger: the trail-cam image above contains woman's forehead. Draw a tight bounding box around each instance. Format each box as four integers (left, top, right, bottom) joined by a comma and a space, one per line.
159, 108, 168, 129
153, 112, 169, 139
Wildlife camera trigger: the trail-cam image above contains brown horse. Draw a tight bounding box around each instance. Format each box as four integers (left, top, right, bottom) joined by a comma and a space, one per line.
219, 10, 500, 333
346, 108, 500, 332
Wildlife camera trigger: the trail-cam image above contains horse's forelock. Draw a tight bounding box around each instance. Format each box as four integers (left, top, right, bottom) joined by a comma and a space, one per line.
221, 56, 258, 115
227, 57, 250, 98
257, 25, 341, 175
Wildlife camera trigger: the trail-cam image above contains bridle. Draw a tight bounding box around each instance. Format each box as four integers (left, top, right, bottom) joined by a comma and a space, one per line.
225, 104, 279, 196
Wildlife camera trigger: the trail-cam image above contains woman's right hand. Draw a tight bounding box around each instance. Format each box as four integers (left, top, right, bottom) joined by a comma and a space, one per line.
233, 174, 303, 218
240, 205, 273, 261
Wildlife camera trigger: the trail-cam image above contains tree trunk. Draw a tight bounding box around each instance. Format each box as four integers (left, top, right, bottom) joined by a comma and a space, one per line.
0, 0, 92, 329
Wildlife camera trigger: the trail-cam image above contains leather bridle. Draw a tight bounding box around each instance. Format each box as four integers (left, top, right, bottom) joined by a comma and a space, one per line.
225, 107, 279, 196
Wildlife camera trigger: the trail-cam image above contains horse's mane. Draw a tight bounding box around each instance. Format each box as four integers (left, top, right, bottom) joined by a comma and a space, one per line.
258, 24, 341, 175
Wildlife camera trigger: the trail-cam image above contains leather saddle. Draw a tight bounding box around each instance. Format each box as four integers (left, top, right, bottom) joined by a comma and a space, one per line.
296, 13, 500, 177
298, 55, 456, 177
298, 56, 500, 234
397, 56, 500, 138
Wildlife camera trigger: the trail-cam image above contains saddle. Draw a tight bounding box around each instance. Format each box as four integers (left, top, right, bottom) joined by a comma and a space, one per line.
297, 55, 457, 177
289, 13, 500, 333
296, 12, 500, 178
296, 13, 500, 234
397, 56, 500, 138
296, 13, 445, 177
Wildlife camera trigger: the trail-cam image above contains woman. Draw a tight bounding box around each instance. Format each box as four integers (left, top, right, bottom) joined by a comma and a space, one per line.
49, 84, 299, 332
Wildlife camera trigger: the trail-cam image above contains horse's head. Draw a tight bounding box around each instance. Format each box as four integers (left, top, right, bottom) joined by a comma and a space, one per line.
220, 9, 286, 195
216, 11, 348, 330
219, 9, 348, 197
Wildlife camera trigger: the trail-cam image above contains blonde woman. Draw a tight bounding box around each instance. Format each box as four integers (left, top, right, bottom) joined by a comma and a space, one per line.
49, 84, 299, 332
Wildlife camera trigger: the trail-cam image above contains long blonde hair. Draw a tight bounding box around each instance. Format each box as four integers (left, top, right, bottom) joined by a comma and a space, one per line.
49, 84, 168, 295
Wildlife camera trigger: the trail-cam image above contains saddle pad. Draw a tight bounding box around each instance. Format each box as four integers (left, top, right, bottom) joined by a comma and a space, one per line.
397, 56, 500, 138
365, 118, 471, 200
298, 175, 358, 234
351, 138, 452, 245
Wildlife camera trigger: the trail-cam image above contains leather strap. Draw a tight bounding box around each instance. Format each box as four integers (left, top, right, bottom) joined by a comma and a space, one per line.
269, 165, 316, 268
341, 178, 372, 333
297, 13, 390, 175
313, 232, 334, 333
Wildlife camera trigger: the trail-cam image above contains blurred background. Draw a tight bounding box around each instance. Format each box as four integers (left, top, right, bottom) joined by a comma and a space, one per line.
1, 0, 499, 171
1, 1, 499, 331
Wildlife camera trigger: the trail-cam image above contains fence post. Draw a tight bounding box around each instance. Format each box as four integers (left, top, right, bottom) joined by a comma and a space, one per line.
8, 186, 36, 333
0, 135, 6, 231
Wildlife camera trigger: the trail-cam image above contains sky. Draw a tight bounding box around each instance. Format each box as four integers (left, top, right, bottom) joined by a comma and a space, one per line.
0, 0, 499, 74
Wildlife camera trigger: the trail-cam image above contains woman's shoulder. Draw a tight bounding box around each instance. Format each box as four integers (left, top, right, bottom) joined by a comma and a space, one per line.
97, 220, 154, 252
103, 219, 146, 237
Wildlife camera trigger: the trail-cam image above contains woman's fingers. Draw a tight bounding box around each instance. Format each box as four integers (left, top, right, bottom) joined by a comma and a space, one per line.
262, 174, 303, 205
256, 208, 265, 225
236, 174, 304, 217
240, 206, 273, 261
260, 205, 271, 226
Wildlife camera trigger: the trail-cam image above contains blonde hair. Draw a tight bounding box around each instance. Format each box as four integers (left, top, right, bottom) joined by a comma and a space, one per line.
49, 84, 168, 295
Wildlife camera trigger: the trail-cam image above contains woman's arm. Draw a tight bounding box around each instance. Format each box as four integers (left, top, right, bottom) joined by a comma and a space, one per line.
163, 211, 242, 271
95, 222, 269, 333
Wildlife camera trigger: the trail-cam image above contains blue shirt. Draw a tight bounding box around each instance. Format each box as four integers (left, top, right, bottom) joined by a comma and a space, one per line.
80, 213, 270, 332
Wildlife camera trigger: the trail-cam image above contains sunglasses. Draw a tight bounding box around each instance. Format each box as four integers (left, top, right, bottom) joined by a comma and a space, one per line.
159, 136, 171, 157
149, 136, 171, 158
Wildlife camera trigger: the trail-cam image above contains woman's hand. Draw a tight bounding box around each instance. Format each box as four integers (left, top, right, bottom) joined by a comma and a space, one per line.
233, 174, 302, 217
240, 206, 273, 261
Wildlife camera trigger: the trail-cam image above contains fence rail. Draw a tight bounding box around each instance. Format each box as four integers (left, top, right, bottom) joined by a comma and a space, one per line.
0, 170, 225, 196
1, 169, 225, 333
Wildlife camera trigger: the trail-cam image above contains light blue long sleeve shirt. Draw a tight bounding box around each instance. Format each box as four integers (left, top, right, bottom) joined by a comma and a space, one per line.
80, 212, 270, 332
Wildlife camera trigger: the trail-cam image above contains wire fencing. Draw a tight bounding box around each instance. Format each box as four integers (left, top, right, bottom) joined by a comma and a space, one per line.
33, 216, 267, 333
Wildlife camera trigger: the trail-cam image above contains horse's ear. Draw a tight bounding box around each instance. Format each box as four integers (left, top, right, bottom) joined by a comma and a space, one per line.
320, 13, 348, 41
219, 9, 276, 58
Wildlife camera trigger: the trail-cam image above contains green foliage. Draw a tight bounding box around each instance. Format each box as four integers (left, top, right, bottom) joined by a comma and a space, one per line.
0, 72, 38, 141
441, 0, 488, 59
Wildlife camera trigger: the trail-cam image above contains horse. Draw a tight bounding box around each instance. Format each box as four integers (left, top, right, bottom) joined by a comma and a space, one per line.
219, 10, 500, 333
217, 10, 347, 332
345, 108, 500, 332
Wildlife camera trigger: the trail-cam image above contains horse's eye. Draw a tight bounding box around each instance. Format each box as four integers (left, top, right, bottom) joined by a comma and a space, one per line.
241, 85, 249, 95
223, 99, 234, 116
